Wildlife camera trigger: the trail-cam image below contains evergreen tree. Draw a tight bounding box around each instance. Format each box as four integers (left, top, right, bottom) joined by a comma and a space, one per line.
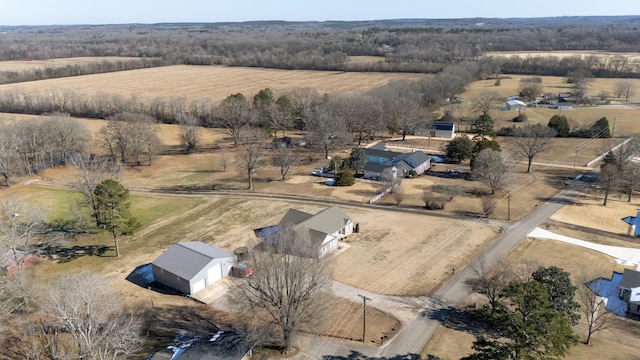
94, 179, 139, 257
532, 266, 581, 325
464, 280, 578, 360
591, 117, 611, 138
547, 115, 570, 137
348, 147, 367, 175
472, 114, 496, 140
445, 136, 474, 163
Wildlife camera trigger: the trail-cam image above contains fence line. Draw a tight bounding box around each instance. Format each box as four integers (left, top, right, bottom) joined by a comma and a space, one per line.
586, 137, 632, 168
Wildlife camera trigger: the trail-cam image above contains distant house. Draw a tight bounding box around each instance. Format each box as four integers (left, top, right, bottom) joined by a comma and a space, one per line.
362, 143, 431, 180
0, 249, 34, 275
506, 99, 527, 112
255, 206, 353, 258
619, 268, 640, 316
151, 329, 253, 360
414, 122, 455, 139
151, 242, 236, 295
622, 210, 640, 236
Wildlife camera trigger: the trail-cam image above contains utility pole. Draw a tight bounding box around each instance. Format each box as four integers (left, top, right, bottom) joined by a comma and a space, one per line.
358, 294, 372, 342
507, 191, 511, 221
612, 117, 617, 137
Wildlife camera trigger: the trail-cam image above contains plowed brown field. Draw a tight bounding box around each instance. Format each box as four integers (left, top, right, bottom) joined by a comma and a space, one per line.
0, 65, 426, 103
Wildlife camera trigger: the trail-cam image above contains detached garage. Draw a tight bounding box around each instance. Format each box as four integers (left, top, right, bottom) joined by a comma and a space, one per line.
151, 242, 236, 295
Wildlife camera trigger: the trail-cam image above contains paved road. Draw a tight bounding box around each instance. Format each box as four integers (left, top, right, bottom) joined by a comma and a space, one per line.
22, 175, 590, 358
377, 174, 593, 358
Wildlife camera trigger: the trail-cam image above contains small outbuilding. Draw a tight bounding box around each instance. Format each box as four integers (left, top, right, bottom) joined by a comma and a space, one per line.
414, 122, 455, 139
506, 99, 527, 112
151, 242, 236, 295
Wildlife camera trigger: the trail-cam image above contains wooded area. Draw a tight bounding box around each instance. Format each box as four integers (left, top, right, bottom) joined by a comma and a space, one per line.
1, 17, 640, 80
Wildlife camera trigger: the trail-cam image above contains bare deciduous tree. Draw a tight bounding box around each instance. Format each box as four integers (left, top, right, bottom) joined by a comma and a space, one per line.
238, 129, 266, 191
481, 195, 496, 218
507, 124, 556, 173
471, 90, 501, 116
0, 124, 19, 186
624, 161, 640, 202
577, 271, 615, 345
472, 259, 511, 313
379, 167, 401, 193
42, 113, 90, 166
0, 194, 46, 277
599, 163, 619, 206
99, 116, 131, 163
615, 79, 638, 101
42, 271, 144, 359
393, 184, 405, 205
70, 153, 122, 225
220, 146, 229, 172
273, 144, 297, 180
228, 231, 328, 353
472, 149, 515, 194
305, 103, 346, 159
177, 114, 201, 153
212, 93, 255, 146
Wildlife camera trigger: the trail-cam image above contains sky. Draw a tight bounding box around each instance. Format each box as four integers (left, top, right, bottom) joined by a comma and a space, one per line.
2, 0, 640, 26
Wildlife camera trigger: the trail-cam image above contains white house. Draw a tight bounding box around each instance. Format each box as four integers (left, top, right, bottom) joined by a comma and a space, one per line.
255, 206, 354, 257
151, 242, 236, 295
506, 99, 527, 112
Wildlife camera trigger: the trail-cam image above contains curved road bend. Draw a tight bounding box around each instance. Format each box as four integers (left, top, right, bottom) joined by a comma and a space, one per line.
377, 174, 593, 358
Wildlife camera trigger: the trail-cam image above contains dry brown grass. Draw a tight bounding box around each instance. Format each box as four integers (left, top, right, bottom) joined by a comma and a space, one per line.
0, 57, 142, 72
459, 75, 640, 137
552, 190, 640, 237
422, 228, 640, 359
0, 65, 426, 104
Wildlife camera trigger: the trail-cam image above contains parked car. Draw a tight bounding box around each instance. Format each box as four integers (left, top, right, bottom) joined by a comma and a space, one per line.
311, 168, 333, 177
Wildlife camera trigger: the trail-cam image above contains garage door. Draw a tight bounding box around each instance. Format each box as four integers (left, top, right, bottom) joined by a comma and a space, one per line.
207, 263, 222, 284
192, 278, 206, 294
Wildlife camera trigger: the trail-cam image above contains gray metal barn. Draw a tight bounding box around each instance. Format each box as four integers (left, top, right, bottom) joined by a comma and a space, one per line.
151, 241, 235, 295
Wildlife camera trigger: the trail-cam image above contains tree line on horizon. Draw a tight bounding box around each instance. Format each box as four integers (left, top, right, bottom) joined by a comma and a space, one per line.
0, 19, 639, 81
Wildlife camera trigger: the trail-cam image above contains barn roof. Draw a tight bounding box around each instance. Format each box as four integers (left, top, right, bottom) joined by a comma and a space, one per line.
152, 242, 234, 281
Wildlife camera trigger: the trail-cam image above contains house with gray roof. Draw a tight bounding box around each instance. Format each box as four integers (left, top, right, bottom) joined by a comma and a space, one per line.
255, 206, 353, 258
151, 329, 253, 360
362, 143, 431, 180
619, 268, 640, 316
151, 242, 236, 295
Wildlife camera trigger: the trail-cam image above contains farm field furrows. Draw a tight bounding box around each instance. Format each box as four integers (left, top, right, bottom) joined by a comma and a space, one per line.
0, 65, 427, 102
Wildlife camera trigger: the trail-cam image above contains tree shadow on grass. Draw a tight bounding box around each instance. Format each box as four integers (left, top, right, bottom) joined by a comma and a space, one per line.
321, 351, 420, 359
40, 244, 111, 263
423, 305, 499, 339
144, 303, 240, 354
